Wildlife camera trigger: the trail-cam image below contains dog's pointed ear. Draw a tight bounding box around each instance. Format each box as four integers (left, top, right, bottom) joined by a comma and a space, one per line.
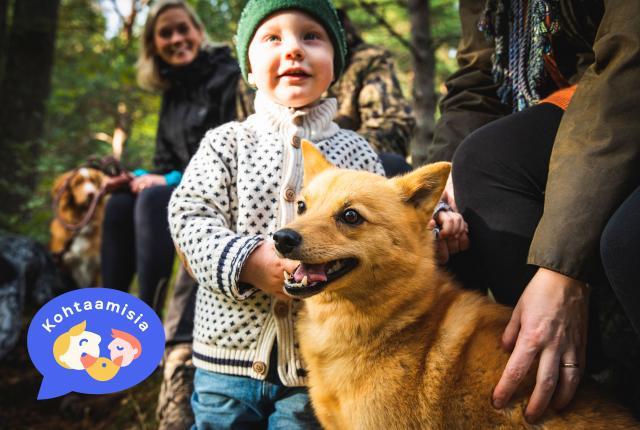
302, 139, 334, 187
52, 172, 72, 200
393, 162, 451, 212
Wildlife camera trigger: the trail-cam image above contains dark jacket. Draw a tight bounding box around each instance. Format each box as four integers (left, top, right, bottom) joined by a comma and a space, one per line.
433, 0, 640, 282
152, 45, 243, 174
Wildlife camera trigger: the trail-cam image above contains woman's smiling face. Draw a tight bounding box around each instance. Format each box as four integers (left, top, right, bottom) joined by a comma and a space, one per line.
153, 7, 203, 67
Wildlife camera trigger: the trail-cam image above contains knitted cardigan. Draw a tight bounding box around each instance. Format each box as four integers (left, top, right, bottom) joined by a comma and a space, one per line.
168, 91, 384, 386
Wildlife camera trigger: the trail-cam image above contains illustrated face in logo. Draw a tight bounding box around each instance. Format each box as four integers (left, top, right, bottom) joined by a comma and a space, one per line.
52, 321, 101, 370
107, 329, 142, 368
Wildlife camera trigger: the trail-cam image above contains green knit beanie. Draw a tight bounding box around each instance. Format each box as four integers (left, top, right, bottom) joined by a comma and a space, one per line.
235, 0, 347, 83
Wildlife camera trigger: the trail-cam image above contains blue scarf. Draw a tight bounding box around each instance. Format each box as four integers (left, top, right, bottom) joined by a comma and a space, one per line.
479, 0, 561, 111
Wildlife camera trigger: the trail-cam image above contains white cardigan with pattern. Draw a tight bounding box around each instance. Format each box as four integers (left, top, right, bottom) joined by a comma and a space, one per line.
169, 91, 384, 386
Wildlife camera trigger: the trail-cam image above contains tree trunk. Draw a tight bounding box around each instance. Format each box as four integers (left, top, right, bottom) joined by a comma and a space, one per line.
408, 0, 436, 168
0, 0, 10, 87
0, 0, 60, 231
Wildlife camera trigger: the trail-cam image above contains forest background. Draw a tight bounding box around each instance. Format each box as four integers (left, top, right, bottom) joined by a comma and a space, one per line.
2, 2, 640, 428
0, 0, 461, 240
0, 1, 462, 427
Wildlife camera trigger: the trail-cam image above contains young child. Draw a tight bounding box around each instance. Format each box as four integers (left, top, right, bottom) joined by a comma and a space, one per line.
168, 0, 384, 427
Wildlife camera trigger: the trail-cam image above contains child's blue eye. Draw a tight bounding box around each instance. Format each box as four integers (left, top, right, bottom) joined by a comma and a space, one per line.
116, 346, 124, 351
304, 32, 320, 40
266, 35, 280, 42
79, 338, 88, 346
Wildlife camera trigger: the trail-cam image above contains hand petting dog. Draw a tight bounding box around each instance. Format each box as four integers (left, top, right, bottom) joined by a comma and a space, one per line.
493, 268, 589, 423
432, 172, 591, 424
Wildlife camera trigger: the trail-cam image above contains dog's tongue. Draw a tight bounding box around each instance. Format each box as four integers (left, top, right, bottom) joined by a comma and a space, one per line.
293, 263, 327, 283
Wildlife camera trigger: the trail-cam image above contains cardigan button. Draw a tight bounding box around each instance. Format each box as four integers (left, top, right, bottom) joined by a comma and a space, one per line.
253, 361, 267, 375
293, 116, 303, 127
284, 188, 296, 202
274, 301, 288, 318
291, 136, 301, 148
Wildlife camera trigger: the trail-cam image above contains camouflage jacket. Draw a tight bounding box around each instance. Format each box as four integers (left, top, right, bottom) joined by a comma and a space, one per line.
327, 43, 415, 157
235, 79, 256, 121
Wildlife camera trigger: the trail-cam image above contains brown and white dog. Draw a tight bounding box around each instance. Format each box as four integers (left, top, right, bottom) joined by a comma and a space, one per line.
273, 141, 637, 429
50, 167, 106, 288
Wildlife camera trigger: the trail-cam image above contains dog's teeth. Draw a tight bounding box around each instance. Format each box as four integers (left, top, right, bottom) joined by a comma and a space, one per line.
327, 260, 344, 275
302, 276, 308, 286
284, 270, 291, 281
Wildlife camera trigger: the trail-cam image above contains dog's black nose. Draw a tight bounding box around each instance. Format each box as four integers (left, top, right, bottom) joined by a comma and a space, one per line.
273, 228, 302, 255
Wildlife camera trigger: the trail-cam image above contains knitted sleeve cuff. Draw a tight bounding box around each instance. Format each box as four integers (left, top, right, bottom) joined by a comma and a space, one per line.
216, 235, 264, 300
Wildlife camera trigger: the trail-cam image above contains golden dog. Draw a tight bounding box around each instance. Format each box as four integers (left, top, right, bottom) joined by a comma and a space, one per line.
272, 141, 637, 429
50, 167, 106, 288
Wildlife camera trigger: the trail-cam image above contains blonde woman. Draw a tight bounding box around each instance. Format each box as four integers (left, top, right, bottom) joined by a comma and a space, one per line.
101, 0, 241, 307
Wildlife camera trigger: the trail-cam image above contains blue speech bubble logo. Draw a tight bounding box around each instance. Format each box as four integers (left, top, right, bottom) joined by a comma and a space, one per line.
27, 288, 165, 399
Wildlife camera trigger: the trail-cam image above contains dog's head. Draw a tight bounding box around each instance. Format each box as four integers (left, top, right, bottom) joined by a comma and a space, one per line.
52, 168, 105, 210
275, 141, 450, 300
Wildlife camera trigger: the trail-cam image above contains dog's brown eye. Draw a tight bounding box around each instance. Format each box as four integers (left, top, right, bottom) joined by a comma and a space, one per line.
297, 201, 306, 215
341, 209, 362, 225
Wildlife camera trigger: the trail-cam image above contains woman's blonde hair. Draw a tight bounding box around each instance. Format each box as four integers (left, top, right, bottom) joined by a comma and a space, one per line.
136, 0, 210, 91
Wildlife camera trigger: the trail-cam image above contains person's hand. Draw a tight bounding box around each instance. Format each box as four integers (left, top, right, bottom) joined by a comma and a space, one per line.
239, 241, 298, 301
492, 268, 589, 423
441, 171, 458, 211
428, 172, 469, 264
427, 210, 469, 265
103, 172, 133, 192
130, 174, 167, 193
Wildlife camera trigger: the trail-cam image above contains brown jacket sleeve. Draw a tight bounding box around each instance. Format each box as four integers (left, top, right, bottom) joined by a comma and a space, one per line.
429, 0, 510, 162
528, 0, 640, 281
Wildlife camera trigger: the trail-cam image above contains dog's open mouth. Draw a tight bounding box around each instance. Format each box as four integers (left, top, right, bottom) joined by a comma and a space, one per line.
284, 258, 358, 298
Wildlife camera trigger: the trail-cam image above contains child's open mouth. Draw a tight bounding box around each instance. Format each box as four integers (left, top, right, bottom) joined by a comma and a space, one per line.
283, 258, 358, 298
278, 68, 311, 79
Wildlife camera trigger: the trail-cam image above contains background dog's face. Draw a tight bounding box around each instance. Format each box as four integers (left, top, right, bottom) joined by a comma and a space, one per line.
276, 141, 450, 299
52, 168, 104, 209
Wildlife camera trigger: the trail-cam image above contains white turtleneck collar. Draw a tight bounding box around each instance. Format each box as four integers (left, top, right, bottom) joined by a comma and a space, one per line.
253, 90, 340, 141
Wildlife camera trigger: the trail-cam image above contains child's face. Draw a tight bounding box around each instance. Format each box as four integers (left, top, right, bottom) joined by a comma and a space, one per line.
108, 337, 138, 367
248, 10, 334, 108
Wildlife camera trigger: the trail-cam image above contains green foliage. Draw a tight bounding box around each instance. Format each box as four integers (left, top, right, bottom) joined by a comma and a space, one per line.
333, 0, 460, 97
21, 0, 160, 242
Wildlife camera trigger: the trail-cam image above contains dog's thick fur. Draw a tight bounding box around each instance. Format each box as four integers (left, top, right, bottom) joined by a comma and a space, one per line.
50, 167, 106, 288
279, 142, 637, 429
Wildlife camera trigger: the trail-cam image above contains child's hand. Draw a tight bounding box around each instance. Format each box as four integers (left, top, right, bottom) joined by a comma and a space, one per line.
428, 209, 469, 265
240, 241, 298, 301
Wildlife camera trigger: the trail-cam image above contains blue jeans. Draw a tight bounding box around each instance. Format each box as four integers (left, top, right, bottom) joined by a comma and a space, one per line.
191, 368, 321, 430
